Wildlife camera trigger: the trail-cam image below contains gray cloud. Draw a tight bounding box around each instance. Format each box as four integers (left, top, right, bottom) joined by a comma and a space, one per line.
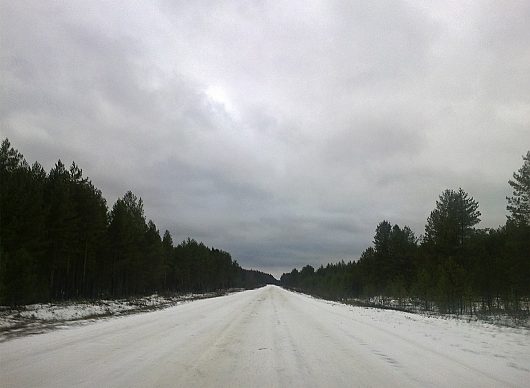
1, 0, 529, 278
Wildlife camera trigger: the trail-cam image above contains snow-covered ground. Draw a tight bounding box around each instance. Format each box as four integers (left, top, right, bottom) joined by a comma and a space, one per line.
344, 295, 530, 328
1, 285, 528, 387
0, 291, 227, 337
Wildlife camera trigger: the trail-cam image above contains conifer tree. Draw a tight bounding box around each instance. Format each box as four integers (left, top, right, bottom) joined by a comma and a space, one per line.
507, 151, 530, 225
425, 188, 480, 254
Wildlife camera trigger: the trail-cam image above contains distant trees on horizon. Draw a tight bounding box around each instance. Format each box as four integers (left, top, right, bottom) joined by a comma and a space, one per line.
281, 152, 530, 316
0, 138, 276, 305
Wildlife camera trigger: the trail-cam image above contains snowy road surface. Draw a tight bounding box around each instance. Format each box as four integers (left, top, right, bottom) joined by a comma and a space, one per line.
1, 285, 528, 387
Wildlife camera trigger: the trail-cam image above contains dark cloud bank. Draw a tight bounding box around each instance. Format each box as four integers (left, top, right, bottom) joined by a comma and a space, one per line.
1, 1, 529, 277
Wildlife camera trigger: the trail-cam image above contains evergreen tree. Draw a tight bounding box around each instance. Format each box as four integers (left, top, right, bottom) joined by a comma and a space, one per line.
388, 225, 416, 290
507, 151, 530, 225
108, 191, 147, 296
424, 188, 480, 254
373, 220, 392, 257
161, 230, 173, 290
46, 160, 79, 299
143, 220, 164, 292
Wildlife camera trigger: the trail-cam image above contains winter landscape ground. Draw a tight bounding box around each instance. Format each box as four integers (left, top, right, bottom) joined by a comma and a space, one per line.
1, 285, 528, 387
0, 290, 234, 340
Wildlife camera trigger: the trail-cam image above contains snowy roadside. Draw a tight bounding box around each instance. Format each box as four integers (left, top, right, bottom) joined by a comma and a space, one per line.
343, 296, 530, 329
284, 289, 530, 329
0, 289, 243, 341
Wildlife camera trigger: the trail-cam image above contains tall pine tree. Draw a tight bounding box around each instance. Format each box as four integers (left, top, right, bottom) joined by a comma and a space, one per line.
424, 188, 480, 254
507, 151, 530, 225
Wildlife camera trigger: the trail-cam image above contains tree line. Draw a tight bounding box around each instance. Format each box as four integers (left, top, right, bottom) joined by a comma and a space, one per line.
0, 138, 276, 305
281, 152, 530, 315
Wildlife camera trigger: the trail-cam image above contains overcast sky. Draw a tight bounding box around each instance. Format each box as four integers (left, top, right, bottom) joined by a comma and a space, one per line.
1, 1, 529, 278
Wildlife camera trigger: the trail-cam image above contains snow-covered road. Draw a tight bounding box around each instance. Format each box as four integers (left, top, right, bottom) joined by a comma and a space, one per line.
1, 285, 528, 387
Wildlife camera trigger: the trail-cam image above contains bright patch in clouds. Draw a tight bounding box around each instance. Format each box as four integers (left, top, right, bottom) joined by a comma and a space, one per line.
205, 85, 239, 118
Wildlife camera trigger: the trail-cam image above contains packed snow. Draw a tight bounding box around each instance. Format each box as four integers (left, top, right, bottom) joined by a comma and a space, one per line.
1, 285, 528, 387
